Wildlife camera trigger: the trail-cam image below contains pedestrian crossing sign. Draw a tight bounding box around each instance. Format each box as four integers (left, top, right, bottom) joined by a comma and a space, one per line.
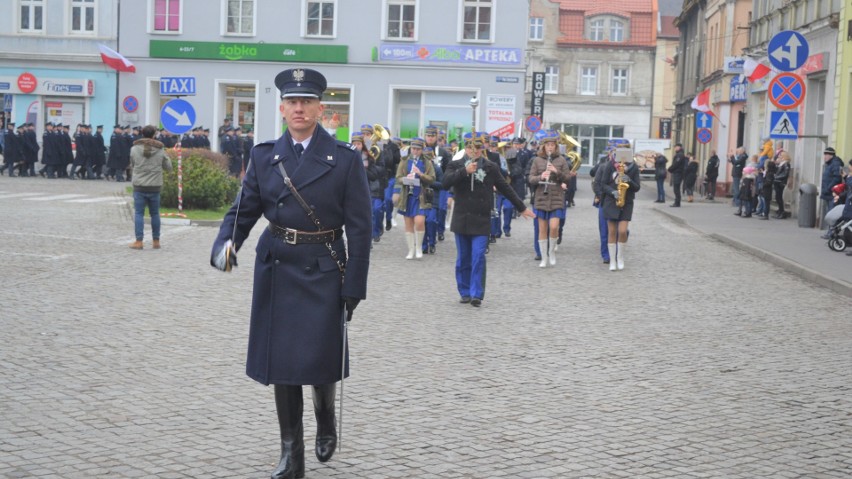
769, 111, 798, 140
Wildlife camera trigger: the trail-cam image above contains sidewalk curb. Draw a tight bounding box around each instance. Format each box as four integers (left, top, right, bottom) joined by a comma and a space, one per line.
653, 208, 852, 297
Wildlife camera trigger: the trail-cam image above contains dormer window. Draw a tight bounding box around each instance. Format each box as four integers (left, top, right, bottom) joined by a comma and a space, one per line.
587, 15, 628, 42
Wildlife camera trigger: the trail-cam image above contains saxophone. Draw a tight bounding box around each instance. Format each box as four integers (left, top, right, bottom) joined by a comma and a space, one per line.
616, 159, 630, 208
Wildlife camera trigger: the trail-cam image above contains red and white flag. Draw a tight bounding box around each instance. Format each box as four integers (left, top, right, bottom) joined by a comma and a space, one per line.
690, 88, 714, 116
98, 44, 135, 73
743, 58, 771, 83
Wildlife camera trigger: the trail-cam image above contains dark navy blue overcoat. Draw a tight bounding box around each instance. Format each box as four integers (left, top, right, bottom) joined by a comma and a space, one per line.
212, 126, 371, 386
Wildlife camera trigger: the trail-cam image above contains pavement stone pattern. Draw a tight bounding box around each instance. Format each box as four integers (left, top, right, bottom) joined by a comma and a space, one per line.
1, 176, 850, 478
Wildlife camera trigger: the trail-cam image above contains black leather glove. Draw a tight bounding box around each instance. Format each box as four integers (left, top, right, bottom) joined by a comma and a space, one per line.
342, 296, 360, 318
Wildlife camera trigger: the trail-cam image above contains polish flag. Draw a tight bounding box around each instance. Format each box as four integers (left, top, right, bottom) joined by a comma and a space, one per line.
690, 88, 714, 117
743, 58, 771, 83
98, 44, 136, 73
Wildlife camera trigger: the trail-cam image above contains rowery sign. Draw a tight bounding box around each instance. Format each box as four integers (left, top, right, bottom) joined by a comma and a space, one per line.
531, 72, 545, 118
0, 75, 95, 97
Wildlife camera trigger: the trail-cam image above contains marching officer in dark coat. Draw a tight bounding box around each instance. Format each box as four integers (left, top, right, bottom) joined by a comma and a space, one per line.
40, 122, 62, 178
442, 132, 534, 307
59, 124, 74, 177
210, 68, 371, 479
23, 123, 40, 176
93, 125, 107, 179
1, 123, 21, 176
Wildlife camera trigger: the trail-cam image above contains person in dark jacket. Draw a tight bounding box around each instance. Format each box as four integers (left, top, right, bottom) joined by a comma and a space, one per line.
730, 147, 747, 206
591, 154, 612, 263
704, 150, 720, 200
735, 166, 757, 217
759, 159, 776, 219
106, 125, 126, 181
773, 151, 791, 218
683, 154, 699, 202
667, 143, 686, 207
23, 123, 40, 177
1, 123, 21, 176
93, 125, 107, 179
443, 132, 534, 306
654, 153, 667, 202
210, 68, 371, 479
820, 147, 845, 237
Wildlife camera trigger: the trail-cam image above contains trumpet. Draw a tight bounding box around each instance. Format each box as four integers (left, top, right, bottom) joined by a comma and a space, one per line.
566, 151, 582, 173
369, 124, 390, 160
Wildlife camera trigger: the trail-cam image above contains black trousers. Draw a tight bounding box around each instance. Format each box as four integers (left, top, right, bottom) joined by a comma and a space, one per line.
774, 183, 786, 213
672, 176, 683, 205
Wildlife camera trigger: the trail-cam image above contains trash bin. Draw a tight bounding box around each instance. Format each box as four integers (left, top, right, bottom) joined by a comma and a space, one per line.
798, 183, 818, 228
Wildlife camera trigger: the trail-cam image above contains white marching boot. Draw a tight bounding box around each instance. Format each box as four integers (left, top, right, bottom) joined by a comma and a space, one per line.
414, 230, 424, 259
538, 240, 548, 268
616, 242, 626, 270
608, 244, 617, 271
405, 232, 415, 260
548, 237, 558, 266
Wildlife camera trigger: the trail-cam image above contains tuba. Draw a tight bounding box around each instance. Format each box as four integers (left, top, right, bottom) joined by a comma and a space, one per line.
566, 151, 582, 173
369, 124, 390, 160
616, 158, 630, 208
559, 132, 582, 172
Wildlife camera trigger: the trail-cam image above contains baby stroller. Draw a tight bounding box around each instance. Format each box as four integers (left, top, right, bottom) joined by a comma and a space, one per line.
826, 214, 852, 251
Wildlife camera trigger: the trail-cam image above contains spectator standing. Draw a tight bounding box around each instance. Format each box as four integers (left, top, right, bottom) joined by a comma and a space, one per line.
730, 147, 747, 206
820, 147, 845, 238
654, 153, 667, 203
705, 150, 720, 200
773, 151, 791, 218
128, 125, 172, 250
667, 143, 686, 207
683, 154, 699, 202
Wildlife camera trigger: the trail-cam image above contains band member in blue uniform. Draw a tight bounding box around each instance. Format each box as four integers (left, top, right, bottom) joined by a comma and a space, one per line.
392, 137, 435, 259
354, 132, 386, 243
595, 151, 641, 271
443, 132, 534, 307
424, 126, 452, 241
421, 146, 444, 254
210, 68, 371, 479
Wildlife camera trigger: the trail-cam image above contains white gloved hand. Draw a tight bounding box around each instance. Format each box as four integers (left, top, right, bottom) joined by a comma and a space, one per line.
212, 240, 237, 272
611, 190, 620, 200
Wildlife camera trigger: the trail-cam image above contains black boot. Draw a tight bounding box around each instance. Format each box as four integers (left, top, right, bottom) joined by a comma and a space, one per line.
271, 385, 305, 479
312, 383, 337, 463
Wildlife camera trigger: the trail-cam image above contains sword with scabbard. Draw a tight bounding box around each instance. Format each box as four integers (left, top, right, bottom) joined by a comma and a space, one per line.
339, 305, 352, 452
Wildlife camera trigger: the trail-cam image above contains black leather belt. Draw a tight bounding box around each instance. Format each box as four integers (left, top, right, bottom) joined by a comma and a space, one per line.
267, 223, 343, 245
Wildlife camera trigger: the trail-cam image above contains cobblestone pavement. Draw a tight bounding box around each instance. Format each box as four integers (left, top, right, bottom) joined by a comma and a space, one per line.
1, 175, 851, 478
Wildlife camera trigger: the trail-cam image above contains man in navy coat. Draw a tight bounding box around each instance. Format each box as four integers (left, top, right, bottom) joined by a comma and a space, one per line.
210, 68, 371, 479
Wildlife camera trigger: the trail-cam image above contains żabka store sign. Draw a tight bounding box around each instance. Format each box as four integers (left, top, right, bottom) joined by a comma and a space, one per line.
17, 72, 37, 93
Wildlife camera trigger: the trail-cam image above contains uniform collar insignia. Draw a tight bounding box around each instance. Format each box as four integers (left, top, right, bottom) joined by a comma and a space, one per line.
327, 155, 333, 161
274, 155, 280, 160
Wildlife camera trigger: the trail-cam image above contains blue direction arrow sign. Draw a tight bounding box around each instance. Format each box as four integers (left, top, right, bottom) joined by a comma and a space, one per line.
160, 98, 196, 135
768, 30, 809, 72
159, 77, 197, 96
696, 128, 712, 144
769, 111, 798, 139
695, 112, 713, 129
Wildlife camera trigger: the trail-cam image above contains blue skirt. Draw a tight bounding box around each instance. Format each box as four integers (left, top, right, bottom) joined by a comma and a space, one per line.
400, 195, 428, 217
535, 208, 565, 220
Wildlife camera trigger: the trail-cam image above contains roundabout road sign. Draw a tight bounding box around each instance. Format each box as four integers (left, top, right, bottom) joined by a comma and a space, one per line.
697, 128, 712, 144
768, 73, 806, 110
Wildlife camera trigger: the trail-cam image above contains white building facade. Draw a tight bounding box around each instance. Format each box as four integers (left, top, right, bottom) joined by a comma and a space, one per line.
118, 0, 528, 149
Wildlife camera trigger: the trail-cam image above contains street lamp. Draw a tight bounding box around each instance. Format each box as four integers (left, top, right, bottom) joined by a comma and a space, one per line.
469, 96, 479, 132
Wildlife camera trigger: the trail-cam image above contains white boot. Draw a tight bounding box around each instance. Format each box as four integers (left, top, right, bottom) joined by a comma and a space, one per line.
405, 232, 415, 260
548, 237, 558, 266
538, 240, 548, 268
616, 242, 626, 270
608, 244, 617, 271
414, 230, 424, 259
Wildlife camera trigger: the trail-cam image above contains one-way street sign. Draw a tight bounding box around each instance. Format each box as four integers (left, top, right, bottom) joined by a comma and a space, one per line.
159, 77, 196, 96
